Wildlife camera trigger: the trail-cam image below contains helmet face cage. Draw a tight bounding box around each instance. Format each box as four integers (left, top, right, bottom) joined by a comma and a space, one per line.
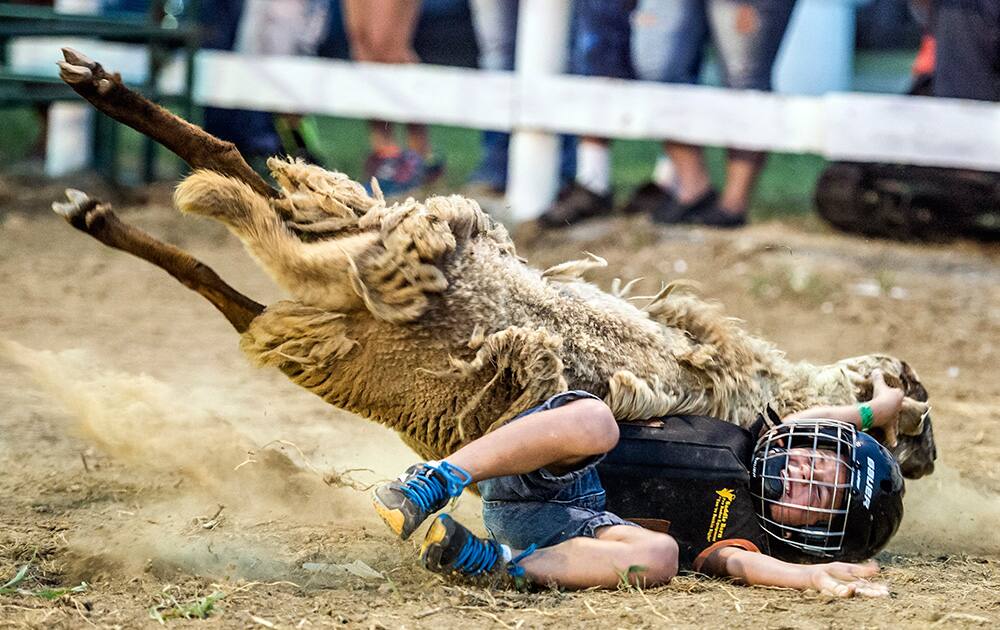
751, 420, 858, 557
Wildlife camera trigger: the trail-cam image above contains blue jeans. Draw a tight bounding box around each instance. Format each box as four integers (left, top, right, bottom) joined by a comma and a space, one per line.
631, 0, 795, 90
470, 0, 637, 189
570, 0, 636, 80
477, 391, 634, 550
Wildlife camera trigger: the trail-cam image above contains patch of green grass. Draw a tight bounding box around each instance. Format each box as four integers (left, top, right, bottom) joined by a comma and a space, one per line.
149, 589, 226, 624
0, 108, 41, 162
0, 562, 87, 600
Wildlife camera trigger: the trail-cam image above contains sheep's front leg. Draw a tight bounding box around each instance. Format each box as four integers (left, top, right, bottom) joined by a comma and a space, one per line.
53, 189, 265, 333
57, 47, 275, 200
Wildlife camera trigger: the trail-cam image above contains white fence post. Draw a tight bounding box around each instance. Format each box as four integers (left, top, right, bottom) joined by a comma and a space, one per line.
42, 0, 102, 176
506, 0, 572, 221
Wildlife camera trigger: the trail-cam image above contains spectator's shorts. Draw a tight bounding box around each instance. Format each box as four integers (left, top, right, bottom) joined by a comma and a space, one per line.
477, 391, 635, 550
631, 0, 795, 90
570, 0, 635, 79
235, 0, 330, 56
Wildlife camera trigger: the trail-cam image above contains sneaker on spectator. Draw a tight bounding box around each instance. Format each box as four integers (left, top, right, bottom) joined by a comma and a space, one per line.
652, 188, 718, 225
622, 181, 673, 216
689, 204, 747, 229
423, 154, 447, 186
538, 183, 613, 228
365, 147, 426, 197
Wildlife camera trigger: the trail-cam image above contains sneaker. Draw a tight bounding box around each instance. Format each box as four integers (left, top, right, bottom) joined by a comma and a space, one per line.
372, 462, 471, 540
538, 183, 613, 228
364, 148, 426, 197
420, 514, 504, 578
690, 204, 747, 228
652, 187, 718, 225
622, 181, 673, 215
423, 154, 446, 185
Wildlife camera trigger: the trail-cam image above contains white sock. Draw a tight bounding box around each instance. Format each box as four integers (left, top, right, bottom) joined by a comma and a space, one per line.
575, 141, 611, 195
499, 544, 513, 563
653, 153, 676, 190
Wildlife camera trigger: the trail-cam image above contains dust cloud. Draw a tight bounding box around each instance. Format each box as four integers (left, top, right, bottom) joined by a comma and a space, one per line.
0, 339, 373, 517
894, 463, 1000, 556
0, 339, 414, 582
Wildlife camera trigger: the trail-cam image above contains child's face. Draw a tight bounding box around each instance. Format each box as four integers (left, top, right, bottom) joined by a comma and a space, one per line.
768, 448, 850, 527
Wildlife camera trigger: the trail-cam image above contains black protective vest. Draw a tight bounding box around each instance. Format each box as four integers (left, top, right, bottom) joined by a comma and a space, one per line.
597, 415, 772, 569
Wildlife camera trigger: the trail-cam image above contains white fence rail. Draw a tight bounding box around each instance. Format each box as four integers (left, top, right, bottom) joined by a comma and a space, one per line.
11, 40, 1000, 219
192, 51, 1000, 173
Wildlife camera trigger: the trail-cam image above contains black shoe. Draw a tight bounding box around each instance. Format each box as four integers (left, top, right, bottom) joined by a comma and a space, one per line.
689, 204, 747, 228
652, 188, 718, 224
538, 183, 613, 228
622, 181, 673, 215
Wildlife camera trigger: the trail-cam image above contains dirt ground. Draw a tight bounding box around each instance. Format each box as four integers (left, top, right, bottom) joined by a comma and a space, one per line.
1, 179, 999, 629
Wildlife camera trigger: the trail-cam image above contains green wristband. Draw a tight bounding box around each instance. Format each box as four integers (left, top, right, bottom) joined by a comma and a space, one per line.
859, 404, 874, 431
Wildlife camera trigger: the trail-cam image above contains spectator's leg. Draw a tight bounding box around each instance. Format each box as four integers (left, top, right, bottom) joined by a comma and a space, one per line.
707, 0, 795, 218
539, 0, 633, 226
343, 0, 430, 192
351, 0, 428, 158
234, 0, 331, 165
202, 0, 282, 168
631, 0, 716, 219
933, 0, 1000, 101
468, 0, 519, 191
664, 143, 713, 205
575, 138, 612, 196
631, 0, 706, 86
569, 0, 635, 197
470, 0, 518, 73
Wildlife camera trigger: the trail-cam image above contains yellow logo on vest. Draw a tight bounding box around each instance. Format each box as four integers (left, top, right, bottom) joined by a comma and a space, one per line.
707, 488, 736, 542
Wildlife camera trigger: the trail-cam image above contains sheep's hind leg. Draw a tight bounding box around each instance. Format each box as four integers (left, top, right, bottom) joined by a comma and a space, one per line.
53, 189, 265, 333
56, 47, 276, 200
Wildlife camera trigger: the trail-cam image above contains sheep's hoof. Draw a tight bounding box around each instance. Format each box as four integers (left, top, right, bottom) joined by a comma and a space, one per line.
53, 189, 107, 231
58, 47, 115, 95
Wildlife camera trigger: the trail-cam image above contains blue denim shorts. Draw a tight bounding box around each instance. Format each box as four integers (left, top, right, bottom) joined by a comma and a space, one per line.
569, 0, 635, 79
631, 0, 795, 90
477, 391, 635, 550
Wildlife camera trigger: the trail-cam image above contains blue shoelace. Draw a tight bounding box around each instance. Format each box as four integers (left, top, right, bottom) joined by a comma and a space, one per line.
453, 534, 501, 576
400, 461, 472, 512
507, 544, 537, 578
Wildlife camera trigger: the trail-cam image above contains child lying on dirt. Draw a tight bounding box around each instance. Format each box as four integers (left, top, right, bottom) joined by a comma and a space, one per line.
373, 371, 906, 596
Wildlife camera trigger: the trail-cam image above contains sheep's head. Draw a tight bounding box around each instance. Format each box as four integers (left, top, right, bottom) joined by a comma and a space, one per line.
835, 354, 936, 479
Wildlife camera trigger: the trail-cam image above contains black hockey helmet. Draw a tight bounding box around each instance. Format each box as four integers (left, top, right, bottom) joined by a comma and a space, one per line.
749, 419, 905, 563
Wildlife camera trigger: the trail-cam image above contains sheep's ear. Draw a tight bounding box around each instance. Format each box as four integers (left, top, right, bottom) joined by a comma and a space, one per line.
899, 359, 929, 402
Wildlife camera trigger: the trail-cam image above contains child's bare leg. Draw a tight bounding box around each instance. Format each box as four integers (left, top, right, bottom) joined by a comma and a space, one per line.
374, 397, 617, 539
445, 398, 618, 481
517, 525, 679, 589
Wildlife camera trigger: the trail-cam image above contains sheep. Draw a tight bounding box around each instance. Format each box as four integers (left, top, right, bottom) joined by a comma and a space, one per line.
51, 49, 936, 478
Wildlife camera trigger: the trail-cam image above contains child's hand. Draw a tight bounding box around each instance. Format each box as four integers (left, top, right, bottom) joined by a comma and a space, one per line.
807, 561, 889, 598
870, 369, 904, 447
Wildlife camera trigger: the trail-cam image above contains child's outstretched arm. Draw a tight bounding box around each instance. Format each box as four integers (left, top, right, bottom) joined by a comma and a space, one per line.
782, 369, 905, 445
702, 547, 889, 598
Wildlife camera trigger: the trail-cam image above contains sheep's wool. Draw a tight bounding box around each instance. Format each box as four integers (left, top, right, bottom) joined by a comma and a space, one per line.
173, 158, 920, 460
